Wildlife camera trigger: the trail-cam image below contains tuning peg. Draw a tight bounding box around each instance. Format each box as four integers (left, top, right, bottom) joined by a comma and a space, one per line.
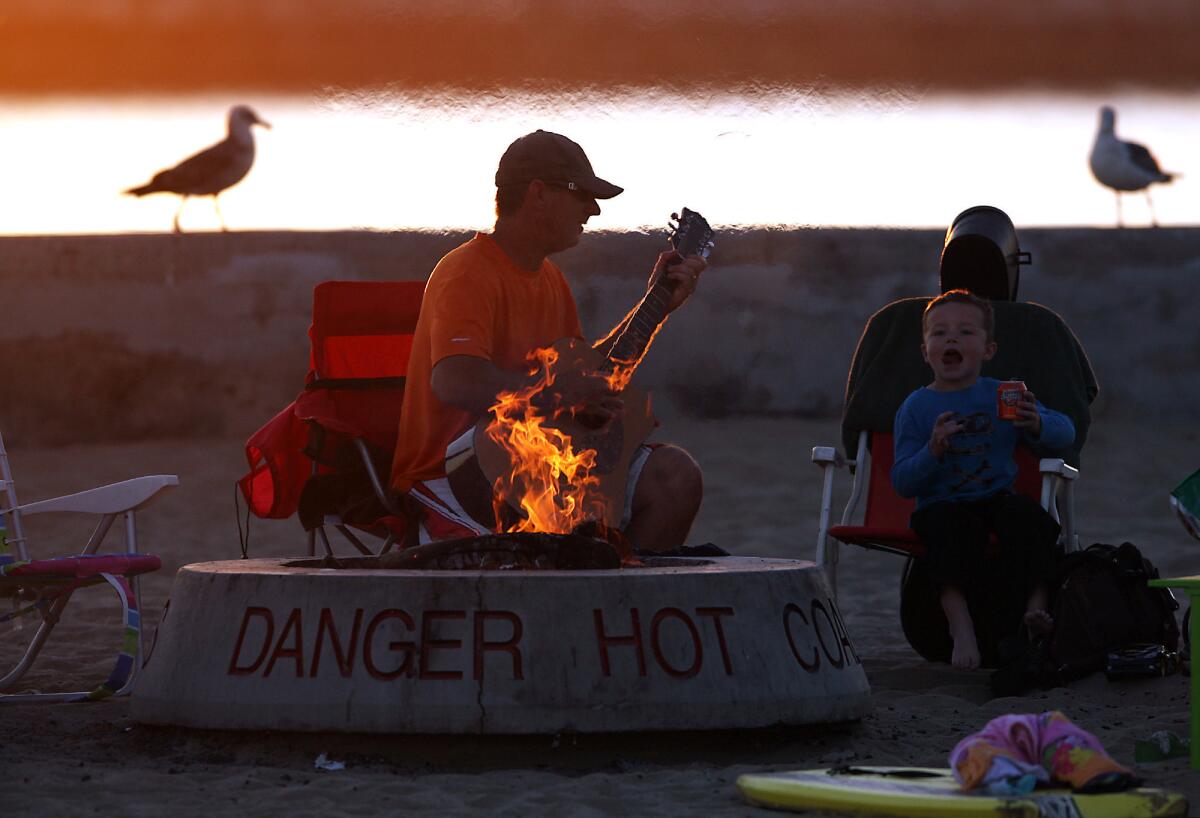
670, 212, 680, 221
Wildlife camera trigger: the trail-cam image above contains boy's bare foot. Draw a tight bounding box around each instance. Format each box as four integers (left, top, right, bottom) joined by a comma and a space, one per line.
1024, 608, 1054, 636
951, 632, 981, 669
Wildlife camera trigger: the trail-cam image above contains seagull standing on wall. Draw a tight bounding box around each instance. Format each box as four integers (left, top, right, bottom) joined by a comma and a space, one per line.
124, 105, 270, 233
1088, 106, 1176, 228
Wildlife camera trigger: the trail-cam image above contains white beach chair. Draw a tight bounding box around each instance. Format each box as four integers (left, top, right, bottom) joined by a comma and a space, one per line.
813, 430, 1080, 595
0, 428, 178, 702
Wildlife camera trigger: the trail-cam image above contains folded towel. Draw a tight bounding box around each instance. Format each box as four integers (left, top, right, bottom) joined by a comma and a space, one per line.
951, 711, 1137, 793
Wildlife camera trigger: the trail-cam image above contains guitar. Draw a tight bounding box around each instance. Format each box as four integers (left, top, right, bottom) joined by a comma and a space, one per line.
460, 208, 716, 531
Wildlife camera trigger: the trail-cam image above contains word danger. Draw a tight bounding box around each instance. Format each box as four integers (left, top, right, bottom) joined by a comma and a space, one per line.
228, 607, 524, 681
226, 605, 739, 681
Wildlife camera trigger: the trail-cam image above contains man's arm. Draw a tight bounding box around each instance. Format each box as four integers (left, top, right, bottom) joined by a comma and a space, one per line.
432, 355, 531, 415
432, 354, 622, 424
592, 251, 708, 353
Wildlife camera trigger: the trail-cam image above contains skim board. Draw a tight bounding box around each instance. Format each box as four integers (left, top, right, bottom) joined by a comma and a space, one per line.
736, 767, 1188, 818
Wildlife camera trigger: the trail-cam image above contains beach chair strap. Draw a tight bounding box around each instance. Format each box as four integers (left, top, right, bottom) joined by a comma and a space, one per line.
82, 573, 140, 701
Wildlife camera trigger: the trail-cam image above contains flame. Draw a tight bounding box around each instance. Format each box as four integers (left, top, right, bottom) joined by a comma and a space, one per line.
486, 346, 610, 535
602, 310, 665, 392
604, 358, 638, 393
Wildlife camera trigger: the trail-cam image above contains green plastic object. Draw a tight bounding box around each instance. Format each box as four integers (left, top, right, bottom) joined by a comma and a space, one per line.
1134, 731, 1192, 763
1171, 469, 1200, 541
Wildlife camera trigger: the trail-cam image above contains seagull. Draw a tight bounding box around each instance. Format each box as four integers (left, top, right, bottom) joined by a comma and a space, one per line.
124, 105, 270, 232
1088, 105, 1176, 228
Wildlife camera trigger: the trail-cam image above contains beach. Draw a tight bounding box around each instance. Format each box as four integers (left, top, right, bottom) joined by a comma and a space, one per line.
1, 227, 1197, 815
1, 413, 1196, 816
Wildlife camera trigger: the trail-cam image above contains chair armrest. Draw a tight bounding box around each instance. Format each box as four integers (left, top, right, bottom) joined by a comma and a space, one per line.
1038, 459, 1079, 481
16, 475, 180, 516
812, 447, 846, 467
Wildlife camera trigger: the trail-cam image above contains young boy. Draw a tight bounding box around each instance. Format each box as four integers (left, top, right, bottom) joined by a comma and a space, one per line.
891, 289, 1075, 670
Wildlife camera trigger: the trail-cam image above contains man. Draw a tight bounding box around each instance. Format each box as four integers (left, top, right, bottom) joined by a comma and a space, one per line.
389, 129, 707, 550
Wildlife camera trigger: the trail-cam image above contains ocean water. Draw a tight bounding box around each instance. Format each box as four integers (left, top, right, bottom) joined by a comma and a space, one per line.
0, 87, 1194, 234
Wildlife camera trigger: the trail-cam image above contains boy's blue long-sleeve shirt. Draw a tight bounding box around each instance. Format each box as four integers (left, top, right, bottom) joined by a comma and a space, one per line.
891, 377, 1075, 508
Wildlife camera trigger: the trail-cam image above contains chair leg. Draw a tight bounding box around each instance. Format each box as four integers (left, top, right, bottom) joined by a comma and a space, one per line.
826, 541, 839, 599
83, 514, 118, 556
0, 590, 73, 692
0, 573, 142, 703
1061, 479, 1078, 552
124, 510, 145, 672
316, 526, 335, 558
334, 525, 373, 556
814, 463, 839, 597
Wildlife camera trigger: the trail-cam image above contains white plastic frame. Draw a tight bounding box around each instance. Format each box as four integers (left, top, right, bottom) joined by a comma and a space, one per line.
812, 430, 1079, 594
0, 432, 178, 703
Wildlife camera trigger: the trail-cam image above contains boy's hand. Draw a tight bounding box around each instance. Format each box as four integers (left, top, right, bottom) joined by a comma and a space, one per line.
929, 411, 963, 459
1011, 390, 1042, 437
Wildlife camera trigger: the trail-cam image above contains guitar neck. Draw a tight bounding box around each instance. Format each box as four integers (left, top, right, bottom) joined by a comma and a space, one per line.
596, 206, 714, 381
599, 277, 676, 376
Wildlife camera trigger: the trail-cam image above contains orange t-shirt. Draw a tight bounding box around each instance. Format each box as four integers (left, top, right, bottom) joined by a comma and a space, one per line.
390, 233, 584, 493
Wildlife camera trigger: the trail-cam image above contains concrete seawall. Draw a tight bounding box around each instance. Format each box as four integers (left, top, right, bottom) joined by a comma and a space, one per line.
0, 228, 1195, 446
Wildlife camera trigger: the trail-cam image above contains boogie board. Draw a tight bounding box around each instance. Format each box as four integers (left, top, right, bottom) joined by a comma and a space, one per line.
736, 766, 1188, 818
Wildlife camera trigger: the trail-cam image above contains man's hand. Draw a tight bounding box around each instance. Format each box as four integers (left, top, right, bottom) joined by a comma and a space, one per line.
538, 368, 623, 428
929, 411, 963, 459
648, 250, 707, 313
1011, 389, 1042, 437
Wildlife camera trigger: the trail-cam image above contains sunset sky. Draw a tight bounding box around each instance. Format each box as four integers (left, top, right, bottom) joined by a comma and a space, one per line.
3, 1, 1198, 93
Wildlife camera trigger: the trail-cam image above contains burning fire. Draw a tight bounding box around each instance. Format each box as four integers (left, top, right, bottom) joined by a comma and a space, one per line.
600, 305, 665, 392
486, 345, 610, 536
603, 358, 638, 393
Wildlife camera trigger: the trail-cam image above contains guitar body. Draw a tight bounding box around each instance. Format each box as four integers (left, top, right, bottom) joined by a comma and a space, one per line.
471, 337, 657, 528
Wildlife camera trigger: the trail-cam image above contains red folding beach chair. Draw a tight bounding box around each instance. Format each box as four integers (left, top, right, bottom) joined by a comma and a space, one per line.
0, 428, 177, 703
238, 280, 424, 556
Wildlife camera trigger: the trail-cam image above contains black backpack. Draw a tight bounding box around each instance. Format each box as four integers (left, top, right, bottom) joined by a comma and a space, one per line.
992, 542, 1180, 695
1039, 542, 1179, 684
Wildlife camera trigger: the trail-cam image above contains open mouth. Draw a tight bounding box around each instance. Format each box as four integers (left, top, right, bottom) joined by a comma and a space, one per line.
942, 350, 963, 365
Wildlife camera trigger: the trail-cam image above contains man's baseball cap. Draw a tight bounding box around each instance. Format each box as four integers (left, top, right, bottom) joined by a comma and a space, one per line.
495, 130, 623, 199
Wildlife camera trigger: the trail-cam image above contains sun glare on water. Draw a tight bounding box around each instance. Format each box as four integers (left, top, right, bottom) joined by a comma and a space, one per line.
0, 89, 1195, 234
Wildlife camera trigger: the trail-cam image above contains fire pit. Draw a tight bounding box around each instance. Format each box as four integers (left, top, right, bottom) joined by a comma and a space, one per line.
132, 550, 871, 734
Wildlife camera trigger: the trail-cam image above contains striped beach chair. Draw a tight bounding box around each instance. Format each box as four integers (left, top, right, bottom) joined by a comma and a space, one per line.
0, 429, 177, 702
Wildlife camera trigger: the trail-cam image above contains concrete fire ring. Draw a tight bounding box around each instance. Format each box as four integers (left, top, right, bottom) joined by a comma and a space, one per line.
132, 556, 871, 733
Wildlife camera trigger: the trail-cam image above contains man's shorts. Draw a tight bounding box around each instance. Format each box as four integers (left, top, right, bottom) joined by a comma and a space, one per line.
406, 427, 655, 544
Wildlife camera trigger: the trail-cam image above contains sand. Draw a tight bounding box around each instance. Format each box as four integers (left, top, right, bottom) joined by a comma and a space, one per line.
1, 414, 1196, 816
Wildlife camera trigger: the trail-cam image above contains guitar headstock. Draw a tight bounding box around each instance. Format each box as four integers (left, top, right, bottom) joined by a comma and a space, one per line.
668, 208, 715, 260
